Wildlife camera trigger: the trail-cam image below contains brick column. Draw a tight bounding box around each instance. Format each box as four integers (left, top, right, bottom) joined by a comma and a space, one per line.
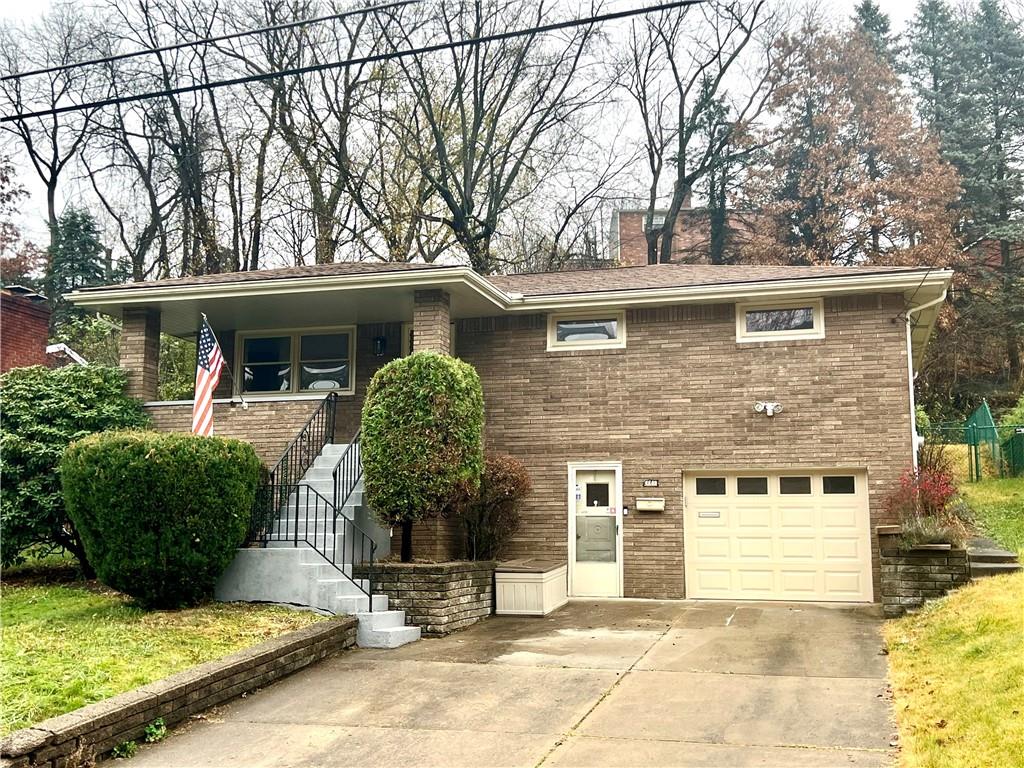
410, 289, 460, 559
412, 289, 450, 354
120, 308, 160, 401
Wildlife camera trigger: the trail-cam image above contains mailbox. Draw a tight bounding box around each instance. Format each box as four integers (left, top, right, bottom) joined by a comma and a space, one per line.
635, 497, 666, 512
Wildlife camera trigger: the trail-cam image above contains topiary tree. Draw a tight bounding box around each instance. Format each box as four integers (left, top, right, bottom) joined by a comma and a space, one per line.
461, 454, 532, 560
361, 351, 485, 561
61, 431, 261, 608
0, 365, 149, 573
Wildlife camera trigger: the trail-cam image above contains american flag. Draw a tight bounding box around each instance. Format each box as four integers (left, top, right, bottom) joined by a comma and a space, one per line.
191, 318, 224, 436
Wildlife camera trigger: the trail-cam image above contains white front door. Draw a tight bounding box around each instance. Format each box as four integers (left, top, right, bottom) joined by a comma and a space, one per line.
569, 464, 622, 597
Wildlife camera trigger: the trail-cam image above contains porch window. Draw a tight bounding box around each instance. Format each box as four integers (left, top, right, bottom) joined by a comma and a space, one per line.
240, 327, 354, 395
735, 298, 825, 343
547, 311, 626, 351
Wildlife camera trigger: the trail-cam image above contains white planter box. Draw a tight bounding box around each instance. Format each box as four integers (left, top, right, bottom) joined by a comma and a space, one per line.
495, 560, 568, 616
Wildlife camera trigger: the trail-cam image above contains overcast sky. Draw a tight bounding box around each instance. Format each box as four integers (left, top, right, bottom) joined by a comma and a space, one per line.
0, 0, 922, 247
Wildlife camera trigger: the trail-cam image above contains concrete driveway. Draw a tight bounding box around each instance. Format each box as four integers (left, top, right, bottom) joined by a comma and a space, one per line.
133, 600, 893, 767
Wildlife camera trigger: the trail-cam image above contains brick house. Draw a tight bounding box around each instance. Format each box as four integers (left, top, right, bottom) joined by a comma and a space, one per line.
1, 286, 50, 372
610, 205, 772, 266
69, 261, 951, 605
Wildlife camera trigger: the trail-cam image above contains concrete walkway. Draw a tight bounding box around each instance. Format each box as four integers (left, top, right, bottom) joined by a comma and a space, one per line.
133, 600, 893, 767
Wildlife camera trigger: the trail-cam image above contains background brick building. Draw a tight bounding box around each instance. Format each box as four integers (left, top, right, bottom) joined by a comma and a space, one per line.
1, 286, 50, 373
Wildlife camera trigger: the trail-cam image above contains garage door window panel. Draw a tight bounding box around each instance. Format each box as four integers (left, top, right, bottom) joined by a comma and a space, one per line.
823, 476, 857, 494
779, 476, 812, 495
737, 477, 769, 495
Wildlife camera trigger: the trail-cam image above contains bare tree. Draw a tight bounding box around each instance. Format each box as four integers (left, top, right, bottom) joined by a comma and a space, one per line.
380, 0, 606, 273
619, 0, 788, 264
0, 5, 105, 248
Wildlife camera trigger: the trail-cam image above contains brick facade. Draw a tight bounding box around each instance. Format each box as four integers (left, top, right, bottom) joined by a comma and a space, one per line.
120, 308, 161, 400
455, 293, 913, 599
134, 290, 913, 601
0, 288, 50, 372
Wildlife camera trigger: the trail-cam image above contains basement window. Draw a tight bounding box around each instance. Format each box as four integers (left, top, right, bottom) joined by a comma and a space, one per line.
735, 299, 825, 343
547, 311, 626, 351
239, 327, 355, 396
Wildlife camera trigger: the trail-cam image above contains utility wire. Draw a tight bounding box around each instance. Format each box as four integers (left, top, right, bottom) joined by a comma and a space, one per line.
1, 0, 420, 82
1, 0, 705, 123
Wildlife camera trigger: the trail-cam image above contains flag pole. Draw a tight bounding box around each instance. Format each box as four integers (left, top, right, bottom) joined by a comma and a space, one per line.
201, 312, 248, 410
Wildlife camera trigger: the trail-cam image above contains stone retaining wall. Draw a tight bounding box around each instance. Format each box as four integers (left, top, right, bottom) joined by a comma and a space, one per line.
879, 530, 970, 617
360, 561, 495, 636
0, 617, 357, 768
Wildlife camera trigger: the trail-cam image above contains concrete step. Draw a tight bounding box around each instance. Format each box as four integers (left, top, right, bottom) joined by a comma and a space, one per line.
334, 593, 389, 614
969, 548, 1019, 564
356, 615, 420, 649
355, 609, 406, 630
971, 561, 1022, 579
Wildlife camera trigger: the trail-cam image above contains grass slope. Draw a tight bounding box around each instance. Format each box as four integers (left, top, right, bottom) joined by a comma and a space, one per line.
884, 572, 1024, 768
961, 477, 1024, 556
0, 583, 324, 734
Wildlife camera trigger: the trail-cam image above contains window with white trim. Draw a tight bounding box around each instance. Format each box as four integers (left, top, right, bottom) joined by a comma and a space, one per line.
546, 311, 626, 351
735, 298, 825, 343
239, 327, 355, 395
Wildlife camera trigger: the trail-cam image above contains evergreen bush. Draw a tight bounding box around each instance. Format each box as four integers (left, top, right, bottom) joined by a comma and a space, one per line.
0, 365, 148, 572
61, 431, 260, 608
361, 351, 484, 561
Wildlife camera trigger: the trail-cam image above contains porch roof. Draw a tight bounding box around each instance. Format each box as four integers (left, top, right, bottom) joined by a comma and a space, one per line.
68, 261, 951, 364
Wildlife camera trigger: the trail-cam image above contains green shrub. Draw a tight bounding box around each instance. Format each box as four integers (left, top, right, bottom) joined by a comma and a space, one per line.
461, 455, 532, 560
61, 431, 260, 608
361, 351, 484, 561
0, 365, 148, 573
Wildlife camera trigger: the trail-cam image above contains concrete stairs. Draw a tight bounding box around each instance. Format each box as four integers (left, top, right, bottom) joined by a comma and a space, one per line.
968, 536, 1022, 580
217, 443, 418, 649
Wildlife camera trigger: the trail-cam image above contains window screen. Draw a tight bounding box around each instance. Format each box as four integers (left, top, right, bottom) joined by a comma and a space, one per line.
823, 475, 856, 494
695, 477, 727, 495
737, 477, 769, 495
779, 476, 812, 495
299, 332, 350, 391
745, 307, 815, 334
556, 319, 618, 343
242, 336, 291, 393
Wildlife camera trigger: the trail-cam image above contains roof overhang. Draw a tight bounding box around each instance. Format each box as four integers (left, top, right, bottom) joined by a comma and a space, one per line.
68, 266, 952, 364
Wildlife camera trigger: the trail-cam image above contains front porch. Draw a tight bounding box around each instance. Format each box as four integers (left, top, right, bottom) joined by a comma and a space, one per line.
75, 270, 496, 565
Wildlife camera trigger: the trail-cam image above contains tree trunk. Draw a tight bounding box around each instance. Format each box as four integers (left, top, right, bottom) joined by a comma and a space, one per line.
401, 519, 414, 562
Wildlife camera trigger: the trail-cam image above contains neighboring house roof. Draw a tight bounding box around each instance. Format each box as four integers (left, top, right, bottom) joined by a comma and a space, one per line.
68, 261, 952, 365
45, 343, 88, 366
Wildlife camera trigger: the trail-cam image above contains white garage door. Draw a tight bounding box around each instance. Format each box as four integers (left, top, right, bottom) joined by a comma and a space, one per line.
684, 470, 872, 602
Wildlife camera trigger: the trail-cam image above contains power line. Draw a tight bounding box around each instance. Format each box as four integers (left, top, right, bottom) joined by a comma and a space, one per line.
1, 0, 420, 83
1, 0, 705, 124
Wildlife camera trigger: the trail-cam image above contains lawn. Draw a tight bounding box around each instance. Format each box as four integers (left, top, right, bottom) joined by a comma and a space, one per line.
884, 478, 1024, 768
884, 572, 1024, 768
0, 582, 325, 735
960, 477, 1024, 555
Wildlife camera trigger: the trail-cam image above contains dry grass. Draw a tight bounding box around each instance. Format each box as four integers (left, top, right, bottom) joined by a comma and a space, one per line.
0, 583, 324, 734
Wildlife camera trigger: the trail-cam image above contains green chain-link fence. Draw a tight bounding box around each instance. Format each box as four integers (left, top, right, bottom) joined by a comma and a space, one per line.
921, 401, 1024, 481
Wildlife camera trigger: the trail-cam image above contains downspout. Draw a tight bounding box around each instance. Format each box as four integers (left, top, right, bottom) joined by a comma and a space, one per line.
905, 289, 948, 469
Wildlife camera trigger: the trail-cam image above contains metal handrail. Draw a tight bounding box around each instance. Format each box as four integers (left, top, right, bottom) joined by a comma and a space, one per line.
331, 430, 361, 514
267, 392, 337, 488
248, 482, 377, 608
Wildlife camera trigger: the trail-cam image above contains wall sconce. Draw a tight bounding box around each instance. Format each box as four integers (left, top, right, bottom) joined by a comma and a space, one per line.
372, 336, 388, 357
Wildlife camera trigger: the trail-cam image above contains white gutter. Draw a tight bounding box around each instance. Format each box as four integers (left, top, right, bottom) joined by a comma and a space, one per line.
905, 288, 949, 469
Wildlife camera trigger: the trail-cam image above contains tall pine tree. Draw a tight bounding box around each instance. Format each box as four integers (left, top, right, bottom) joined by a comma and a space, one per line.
45, 207, 106, 330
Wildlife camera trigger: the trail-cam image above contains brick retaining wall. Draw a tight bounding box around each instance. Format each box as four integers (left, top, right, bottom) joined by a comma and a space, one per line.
878, 529, 970, 617
0, 617, 357, 768
360, 561, 495, 636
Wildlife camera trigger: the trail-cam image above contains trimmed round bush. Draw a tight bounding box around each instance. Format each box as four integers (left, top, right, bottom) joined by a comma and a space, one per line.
61, 431, 261, 608
361, 351, 485, 561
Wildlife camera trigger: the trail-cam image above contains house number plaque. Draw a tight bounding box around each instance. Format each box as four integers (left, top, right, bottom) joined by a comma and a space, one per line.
642, 479, 659, 488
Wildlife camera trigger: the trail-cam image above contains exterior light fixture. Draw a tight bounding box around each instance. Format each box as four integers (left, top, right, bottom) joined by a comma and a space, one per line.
754, 401, 783, 417
373, 336, 387, 357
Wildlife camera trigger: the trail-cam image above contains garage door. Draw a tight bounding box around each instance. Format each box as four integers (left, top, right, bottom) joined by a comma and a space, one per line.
684, 471, 872, 602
